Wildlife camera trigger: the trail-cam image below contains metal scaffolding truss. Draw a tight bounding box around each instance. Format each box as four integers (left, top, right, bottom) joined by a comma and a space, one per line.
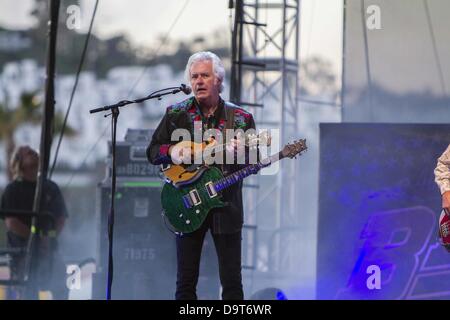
230, 0, 301, 277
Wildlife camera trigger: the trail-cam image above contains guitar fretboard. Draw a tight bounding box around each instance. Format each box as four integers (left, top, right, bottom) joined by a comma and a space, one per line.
213, 152, 282, 192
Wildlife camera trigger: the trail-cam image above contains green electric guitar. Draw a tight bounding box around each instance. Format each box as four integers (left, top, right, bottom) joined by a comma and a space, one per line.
161, 139, 307, 233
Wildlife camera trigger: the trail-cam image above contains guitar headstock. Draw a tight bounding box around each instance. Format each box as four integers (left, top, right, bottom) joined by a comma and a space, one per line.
280, 139, 307, 159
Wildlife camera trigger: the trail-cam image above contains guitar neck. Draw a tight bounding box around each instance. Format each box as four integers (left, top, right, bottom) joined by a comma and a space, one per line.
213, 151, 283, 192
193, 141, 247, 163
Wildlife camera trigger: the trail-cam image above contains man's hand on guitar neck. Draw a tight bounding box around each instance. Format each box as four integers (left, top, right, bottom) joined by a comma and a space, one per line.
442, 190, 450, 216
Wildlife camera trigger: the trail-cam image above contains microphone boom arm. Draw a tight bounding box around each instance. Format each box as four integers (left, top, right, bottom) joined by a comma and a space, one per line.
89, 85, 190, 114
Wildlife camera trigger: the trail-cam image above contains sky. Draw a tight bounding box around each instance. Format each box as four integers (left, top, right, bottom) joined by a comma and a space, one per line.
0, 0, 343, 73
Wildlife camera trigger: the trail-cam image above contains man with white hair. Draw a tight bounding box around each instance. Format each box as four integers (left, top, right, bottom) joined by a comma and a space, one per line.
147, 51, 257, 300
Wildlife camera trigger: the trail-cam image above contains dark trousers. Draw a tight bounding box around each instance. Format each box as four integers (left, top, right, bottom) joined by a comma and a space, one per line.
175, 217, 243, 300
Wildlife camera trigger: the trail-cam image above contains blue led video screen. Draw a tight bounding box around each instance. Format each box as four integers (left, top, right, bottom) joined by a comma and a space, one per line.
317, 123, 450, 299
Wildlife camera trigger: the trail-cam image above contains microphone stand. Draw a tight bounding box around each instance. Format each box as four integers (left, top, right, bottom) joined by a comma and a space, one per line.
89, 86, 188, 114
89, 86, 189, 300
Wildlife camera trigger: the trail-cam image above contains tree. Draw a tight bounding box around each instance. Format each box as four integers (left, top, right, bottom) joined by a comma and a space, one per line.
0, 91, 76, 180
300, 56, 338, 100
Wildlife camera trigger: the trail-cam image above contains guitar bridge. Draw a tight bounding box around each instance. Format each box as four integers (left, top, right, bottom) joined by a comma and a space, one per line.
182, 195, 193, 208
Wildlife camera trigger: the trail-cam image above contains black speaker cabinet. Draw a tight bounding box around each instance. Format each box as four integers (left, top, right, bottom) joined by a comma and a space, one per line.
92, 180, 221, 300
92, 180, 177, 299
92, 129, 220, 300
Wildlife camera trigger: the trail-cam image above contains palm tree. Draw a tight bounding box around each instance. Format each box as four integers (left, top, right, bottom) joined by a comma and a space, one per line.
0, 91, 76, 180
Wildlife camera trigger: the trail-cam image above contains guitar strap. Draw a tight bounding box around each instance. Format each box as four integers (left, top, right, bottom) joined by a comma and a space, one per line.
225, 104, 235, 132
222, 104, 235, 176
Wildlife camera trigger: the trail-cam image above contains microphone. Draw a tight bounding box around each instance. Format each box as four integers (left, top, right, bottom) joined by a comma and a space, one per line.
180, 84, 192, 95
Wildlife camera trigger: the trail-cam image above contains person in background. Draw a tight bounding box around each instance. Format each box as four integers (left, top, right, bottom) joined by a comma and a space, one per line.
147, 51, 257, 300
435, 144, 450, 215
0, 145, 68, 299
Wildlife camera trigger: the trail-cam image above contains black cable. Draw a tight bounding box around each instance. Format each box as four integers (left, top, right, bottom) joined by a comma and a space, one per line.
360, 0, 374, 121
62, 1, 191, 189
423, 0, 447, 96
61, 0, 192, 193
126, 0, 191, 98
304, 0, 316, 59
340, 0, 347, 117
49, 0, 99, 178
